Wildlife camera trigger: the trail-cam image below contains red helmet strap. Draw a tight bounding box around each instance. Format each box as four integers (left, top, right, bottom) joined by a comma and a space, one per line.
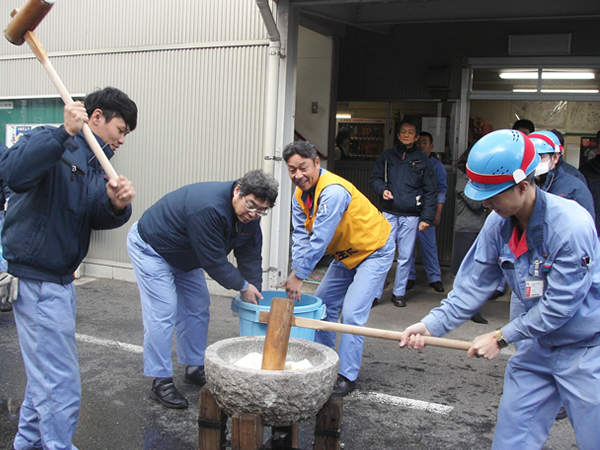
466, 136, 536, 185
529, 133, 562, 154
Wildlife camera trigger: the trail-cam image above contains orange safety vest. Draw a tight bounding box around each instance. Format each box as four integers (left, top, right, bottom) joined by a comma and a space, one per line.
295, 171, 391, 269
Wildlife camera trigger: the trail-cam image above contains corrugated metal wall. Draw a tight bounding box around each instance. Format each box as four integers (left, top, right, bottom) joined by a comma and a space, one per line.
0, 0, 274, 266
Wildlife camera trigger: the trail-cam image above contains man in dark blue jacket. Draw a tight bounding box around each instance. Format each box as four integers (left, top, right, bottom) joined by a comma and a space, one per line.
127, 169, 278, 409
0, 87, 138, 450
509, 129, 596, 326
579, 130, 600, 235
370, 118, 437, 307
0, 143, 11, 313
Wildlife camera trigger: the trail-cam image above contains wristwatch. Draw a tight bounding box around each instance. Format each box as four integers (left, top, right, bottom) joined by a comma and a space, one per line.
495, 329, 508, 349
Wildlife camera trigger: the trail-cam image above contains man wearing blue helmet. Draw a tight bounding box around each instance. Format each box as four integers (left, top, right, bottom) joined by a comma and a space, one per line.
531, 130, 594, 220
518, 130, 596, 422
399, 129, 600, 449
509, 130, 596, 325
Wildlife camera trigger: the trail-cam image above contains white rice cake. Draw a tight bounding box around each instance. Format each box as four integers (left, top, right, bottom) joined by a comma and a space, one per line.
234, 352, 313, 371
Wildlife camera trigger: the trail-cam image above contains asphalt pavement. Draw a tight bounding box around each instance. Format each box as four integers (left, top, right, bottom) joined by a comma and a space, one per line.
0, 264, 578, 449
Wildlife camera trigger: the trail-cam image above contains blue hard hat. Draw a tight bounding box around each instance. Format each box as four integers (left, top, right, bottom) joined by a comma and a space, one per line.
529, 130, 563, 155
465, 129, 540, 201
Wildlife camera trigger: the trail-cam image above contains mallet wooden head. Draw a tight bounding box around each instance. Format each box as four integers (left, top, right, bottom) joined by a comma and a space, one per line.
4, 0, 55, 46
261, 297, 295, 371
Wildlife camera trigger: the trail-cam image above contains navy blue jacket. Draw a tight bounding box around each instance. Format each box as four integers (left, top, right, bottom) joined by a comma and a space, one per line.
370, 143, 438, 223
0, 125, 132, 284
539, 166, 595, 221
137, 181, 263, 291
578, 155, 600, 235
0, 144, 11, 208
557, 158, 586, 184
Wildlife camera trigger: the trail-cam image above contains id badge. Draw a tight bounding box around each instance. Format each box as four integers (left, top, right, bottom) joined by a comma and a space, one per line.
525, 279, 544, 298
525, 259, 545, 299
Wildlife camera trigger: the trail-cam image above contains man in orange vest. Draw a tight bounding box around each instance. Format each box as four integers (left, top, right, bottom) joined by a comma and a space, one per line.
281, 140, 395, 396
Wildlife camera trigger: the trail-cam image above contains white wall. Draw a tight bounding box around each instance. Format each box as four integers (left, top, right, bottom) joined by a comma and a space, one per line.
295, 27, 333, 166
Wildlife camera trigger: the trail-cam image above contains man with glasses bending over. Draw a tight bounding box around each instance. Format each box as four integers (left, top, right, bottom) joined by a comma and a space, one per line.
127, 169, 278, 409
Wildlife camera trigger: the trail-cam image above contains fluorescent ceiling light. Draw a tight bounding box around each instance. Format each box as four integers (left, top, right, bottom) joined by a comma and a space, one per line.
336, 113, 352, 119
500, 72, 595, 80
513, 89, 599, 93
501, 73, 538, 79
543, 72, 595, 79
541, 89, 599, 93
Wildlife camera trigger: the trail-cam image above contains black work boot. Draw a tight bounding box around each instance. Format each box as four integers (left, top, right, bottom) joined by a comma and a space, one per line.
332, 374, 356, 397
149, 377, 189, 409
392, 295, 406, 307
183, 365, 206, 386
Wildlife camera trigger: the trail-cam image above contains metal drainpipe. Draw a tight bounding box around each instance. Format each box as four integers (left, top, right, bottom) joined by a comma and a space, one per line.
256, 0, 283, 289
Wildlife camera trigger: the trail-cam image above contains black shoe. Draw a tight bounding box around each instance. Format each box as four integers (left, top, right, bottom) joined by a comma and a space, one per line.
555, 406, 568, 421
332, 374, 356, 397
392, 295, 406, 307
150, 377, 189, 409
429, 281, 444, 292
372, 298, 379, 308
0, 302, 12, 312
488, 290, 504, 301
406, 279, 415, 291
470, 312, 489, 324
183, 365, 206, 386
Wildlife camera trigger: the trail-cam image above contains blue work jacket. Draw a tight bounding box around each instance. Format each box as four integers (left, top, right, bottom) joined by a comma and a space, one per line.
137, 181, 263, 291
423, 188, 600, 349
0, 126, 131, 284
430, 156, 447, 205
370, 143, 438, 223
539, 166, 595, 221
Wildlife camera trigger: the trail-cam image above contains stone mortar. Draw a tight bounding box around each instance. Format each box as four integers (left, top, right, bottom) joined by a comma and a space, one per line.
204, 336, 339, 426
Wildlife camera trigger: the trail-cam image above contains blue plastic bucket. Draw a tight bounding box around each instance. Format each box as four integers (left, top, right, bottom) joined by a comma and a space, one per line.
231, 290, 326, 341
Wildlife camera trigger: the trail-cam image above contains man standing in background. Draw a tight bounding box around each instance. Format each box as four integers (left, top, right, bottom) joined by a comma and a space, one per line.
370, 118, 437, 307
406, 131, 447, 293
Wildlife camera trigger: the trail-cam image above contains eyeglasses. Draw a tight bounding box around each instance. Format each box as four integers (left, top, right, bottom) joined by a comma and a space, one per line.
242, 196, 269, 217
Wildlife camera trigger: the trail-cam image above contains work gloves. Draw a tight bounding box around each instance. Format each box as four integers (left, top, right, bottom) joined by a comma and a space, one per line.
0, 271, 18, 308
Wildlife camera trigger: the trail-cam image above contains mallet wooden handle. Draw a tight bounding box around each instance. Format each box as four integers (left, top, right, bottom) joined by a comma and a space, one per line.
15, 15, 119, 181
258, 311, 472, 351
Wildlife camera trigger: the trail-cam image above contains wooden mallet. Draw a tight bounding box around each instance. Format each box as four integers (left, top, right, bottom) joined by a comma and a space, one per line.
259, 311, 473, 351
4, 0, 119, 181
261, 297, 296, 370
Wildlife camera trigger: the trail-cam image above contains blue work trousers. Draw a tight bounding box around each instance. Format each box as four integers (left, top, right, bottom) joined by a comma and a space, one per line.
12, 279, 80, 450
127, 222, 210, 378
493, 340, 600, 449
375, 213, 418, 298
315, 230, 395, 381
408, 225, 441, 283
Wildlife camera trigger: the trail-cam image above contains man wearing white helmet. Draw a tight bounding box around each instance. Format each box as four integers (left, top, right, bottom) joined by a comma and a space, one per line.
399, 129, 600, 449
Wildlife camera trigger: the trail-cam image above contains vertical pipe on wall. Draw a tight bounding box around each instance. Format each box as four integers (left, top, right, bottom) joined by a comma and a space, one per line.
256, 0, 283, 288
